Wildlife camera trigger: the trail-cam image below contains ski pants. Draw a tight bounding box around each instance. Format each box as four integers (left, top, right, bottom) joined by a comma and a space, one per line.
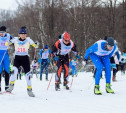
71, 65, 77, 76
40, 59, 49, 77
110, 57, 117, 76
55, 57, 69, 84
0, 53, 10, 87
90, 54, 111, 85
10, 55, 32, 88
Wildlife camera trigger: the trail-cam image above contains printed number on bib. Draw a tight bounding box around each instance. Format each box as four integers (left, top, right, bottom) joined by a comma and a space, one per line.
18, 48, 26, 52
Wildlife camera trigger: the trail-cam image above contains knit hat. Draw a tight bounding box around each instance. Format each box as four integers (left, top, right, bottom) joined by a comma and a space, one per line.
44, 45, 48, 49
106, 37, 114, 47
0, 26, 6, 33
19, 26, 27, 34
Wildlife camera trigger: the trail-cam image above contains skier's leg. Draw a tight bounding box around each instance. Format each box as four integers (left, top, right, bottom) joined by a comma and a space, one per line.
90, 54, 103, 85
3, 54, 10, 90
22, 56, 35, 97
90, 54, 103, 95
55, 60, 62, 90
0, 74, 1, 92
102, 56, 114, 93
6, 66, 18, 92
110, 57, 117, 81
63, 59, 69, 90
45, 62, 49, 80
40, 61, 45, 80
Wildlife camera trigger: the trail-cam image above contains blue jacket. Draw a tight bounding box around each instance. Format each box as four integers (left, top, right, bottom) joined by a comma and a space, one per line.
84, 41, 117, 60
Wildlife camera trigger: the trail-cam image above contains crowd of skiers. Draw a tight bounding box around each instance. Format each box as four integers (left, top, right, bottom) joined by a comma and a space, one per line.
0, 25, 126, 97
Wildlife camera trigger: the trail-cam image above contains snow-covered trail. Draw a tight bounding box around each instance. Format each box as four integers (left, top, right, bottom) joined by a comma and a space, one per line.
0, 71, 126, 113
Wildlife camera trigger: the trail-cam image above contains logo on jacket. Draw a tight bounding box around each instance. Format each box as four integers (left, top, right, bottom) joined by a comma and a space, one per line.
18, 41, 26, 45
1, 37, 7, 41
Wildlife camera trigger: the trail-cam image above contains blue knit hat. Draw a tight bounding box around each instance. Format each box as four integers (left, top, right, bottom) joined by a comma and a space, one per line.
19, 26, 27, 34
44, 45, 48, 49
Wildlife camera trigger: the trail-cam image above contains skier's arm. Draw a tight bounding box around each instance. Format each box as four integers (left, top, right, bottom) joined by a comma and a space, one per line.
115, 51, 120, 61
51, 40, 61, 56
71, 43, 79, 56
28, 37, 38, 48
39, 49, 44, 57
5, 37, 16, 46
109, 45, 116, 58
84, 43, 98, 60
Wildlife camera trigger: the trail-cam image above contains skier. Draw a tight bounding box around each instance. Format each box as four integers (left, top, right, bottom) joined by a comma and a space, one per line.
84, 37, 117, 95
69, 59, 78, 77
0, 26, 13, 93
51, 32, 80, 91
31, 58, 38, 78
5, 26, 38, 97
39, 45, 51, 81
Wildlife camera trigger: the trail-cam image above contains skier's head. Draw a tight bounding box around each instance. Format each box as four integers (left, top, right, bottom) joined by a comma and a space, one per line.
19, 26, 27, 39
19, 26, 27, 34
62, 32, 71, 44
44, 45, 48, 50
0, 26, 6, 37
106, 37, 114, 50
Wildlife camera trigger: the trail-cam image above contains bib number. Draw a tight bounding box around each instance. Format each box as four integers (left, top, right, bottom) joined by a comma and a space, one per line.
18, 48, 26, 52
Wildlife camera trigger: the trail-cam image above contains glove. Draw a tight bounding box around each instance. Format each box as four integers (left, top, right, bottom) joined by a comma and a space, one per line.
35, 41, 39, 46
5, 41, 9, 46
54, 56, 59, 61
76, 55, 80, 59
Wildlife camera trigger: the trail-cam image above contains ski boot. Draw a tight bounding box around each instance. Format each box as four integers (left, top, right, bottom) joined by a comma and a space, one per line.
27, 88, 35, 97
6, 83, 14, 93
46, 76, 48, 81
5, 85, 9, 91
106, 83, 114, 94
40, 76, 42, 81
55, 82, 60, 91
94, 85, 102, 95
63, 81, 69, 90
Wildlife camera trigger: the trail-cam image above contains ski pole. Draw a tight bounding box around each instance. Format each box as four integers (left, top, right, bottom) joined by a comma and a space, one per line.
46, 60, 55, 91
70, 76, 74, 89
47, 75, 53, 90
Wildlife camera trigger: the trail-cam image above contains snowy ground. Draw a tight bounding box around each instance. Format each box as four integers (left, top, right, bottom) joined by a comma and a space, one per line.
0, 71, 126, 113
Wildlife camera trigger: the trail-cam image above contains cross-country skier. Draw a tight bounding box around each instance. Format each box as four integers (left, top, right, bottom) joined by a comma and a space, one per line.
84, 37, 117, 95
0, 26, 13, 93
39, 45, 51, 81
69, 59, 78, 77
51, 32, 80, 91
5, 26, 38, 97
31, 58, 38, 78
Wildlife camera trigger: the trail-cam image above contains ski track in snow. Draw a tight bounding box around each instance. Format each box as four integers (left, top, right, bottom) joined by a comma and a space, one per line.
0, 71, 126, 113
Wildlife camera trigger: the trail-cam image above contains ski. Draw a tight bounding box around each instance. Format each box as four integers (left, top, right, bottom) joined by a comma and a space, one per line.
3, 91, 14, 95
